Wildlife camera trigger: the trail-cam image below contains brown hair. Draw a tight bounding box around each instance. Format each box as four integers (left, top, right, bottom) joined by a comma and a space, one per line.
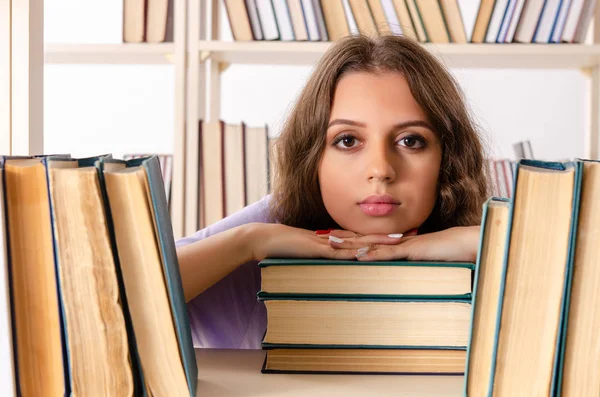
269, 34, 489, 233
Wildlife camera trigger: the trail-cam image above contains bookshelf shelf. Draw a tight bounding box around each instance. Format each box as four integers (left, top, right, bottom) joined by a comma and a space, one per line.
198, 40, 600, 69
44, 43, 175, 64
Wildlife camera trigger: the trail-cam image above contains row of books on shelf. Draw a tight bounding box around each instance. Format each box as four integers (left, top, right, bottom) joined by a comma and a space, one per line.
193, 120, 272, 230
225, 0, 597, 44
123, 0, 173, 43
0, 154, 197, 396
257, 158, 600, 396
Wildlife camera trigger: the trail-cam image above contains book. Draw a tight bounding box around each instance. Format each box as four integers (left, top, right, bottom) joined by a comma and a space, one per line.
259, 258, 473, 299
349, 0, 378, 36
0, 162, 15, 397
244, 124, 269, 206
484, 0, 510, 43
256, 0, 280, 40
46, 157, 137, 396
146, 0, 169, 42
391, 0, 417, 40
488, 160, 580, 395
415, 0, 450, 43
367, 0, 392, 35
439, 0, 468, 43
514, 0, 546, 43
471, 0, 496, 43
557, 160, 600, 395
287, 0, 309, 40
101, 156, 197, 396
4, 157, 67, 396
260, 296, 471, 348
262, 347, 466, 374
223, 0, 255, 41
464, 198, 511, 396
123, 0, 145, 42
272, 0, 295, 40
320, 0, 350, 40
224, 123, 246, 216
404, 0, 428, 42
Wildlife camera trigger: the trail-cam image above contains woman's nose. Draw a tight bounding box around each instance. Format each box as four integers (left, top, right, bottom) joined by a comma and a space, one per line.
366, 142, 396, 183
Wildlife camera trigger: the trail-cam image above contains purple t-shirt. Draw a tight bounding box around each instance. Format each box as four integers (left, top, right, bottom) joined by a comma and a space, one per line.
176, 195, 273, 349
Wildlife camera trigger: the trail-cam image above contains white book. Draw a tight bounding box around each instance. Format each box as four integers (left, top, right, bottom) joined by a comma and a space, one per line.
573, 0, 598, 43
272, 0, 295, 40
514, 0, 546, 42
300, 0, 321, 40
533, 0, 562, 43
485, 0, 510, 43
550, 0, 574, 42
246, 0, 265, 40
561, 0, 585, 42
0, 172, 15, 397
342, 0, 360, 35
504, 0, 527, 42
311, 0, 329, 41
457, 0, 479, 41
496, 0, 518, 42
256, 0, 280, 40
380, 0, 403, 35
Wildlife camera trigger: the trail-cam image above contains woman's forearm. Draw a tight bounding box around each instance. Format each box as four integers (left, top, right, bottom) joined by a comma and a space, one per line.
177, 223, 258, 302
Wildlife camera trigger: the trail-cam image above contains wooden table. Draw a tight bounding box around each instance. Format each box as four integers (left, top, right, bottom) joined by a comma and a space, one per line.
195, 348, 464, 396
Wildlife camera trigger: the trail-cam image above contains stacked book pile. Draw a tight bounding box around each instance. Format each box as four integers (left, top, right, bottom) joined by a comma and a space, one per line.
257, 258, 474, 374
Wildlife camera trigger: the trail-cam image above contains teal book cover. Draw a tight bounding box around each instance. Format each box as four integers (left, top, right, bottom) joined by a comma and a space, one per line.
485, 160, 581, 396
462, 197, 510, 397
553, 159, 584, 397
258, 259, 474, 300
101, 156, 198, 397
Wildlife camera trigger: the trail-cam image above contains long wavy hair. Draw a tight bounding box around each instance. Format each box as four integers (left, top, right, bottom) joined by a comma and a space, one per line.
269, 34, 489, 233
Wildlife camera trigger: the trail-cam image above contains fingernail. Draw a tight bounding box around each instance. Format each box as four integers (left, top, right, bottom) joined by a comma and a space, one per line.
357, 247, 370, 254
388, 233, 403, 238
356, 251, 368, 258
315, 229, 331, 235
329, 236, 344, 243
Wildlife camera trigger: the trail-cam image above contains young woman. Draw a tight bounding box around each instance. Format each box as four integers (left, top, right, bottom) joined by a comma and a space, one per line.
176, 34, 489, 349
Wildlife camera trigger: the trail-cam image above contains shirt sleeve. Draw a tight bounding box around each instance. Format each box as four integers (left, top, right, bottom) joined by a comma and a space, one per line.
177, 194, 272, 349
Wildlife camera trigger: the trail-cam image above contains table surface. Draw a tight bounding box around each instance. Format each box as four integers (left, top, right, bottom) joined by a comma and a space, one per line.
195, 348, 464, 396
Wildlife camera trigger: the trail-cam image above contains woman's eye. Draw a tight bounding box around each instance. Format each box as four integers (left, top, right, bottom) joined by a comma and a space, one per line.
398, 135, 425, 149
333, 135, 359, 149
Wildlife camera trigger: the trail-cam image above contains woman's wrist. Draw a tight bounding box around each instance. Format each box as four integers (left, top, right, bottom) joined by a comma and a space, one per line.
239, 222, 269, 262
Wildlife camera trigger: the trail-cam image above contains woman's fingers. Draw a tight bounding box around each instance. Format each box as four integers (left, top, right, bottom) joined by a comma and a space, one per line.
328, 233, 405, 248
315, 229, 360, 239
355, 245, 408, 261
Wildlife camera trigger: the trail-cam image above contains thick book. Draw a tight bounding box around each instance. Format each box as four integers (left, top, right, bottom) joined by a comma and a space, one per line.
464, 197, 511, 396
259, 295, 471, 349
258, 258, 473, 299
261, 346, 466, 375
556, 159, 600, 395
486, 160, 580, 396
46, 156, 141, 396
100, 156, 197, 396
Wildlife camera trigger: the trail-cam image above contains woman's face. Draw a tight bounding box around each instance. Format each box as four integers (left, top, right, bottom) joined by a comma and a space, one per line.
318, 71, 442, 235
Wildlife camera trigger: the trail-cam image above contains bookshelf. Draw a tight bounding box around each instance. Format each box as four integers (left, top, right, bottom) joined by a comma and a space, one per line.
181, 0, 600, 239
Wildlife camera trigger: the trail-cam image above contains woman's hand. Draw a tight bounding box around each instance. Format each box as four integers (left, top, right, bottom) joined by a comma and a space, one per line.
247, 223, 357, 262
325, 226, 481, 263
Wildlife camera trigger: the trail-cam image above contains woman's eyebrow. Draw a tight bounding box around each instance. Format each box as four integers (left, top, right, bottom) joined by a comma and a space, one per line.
327, 119, 433, 130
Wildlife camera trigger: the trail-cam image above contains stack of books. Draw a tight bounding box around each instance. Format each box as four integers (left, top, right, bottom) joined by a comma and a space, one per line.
466, 159, 600, 395
123, 0, 173, 43
224, 0, 597, 44
258, 258, 474, 374
0, 154, 197, 396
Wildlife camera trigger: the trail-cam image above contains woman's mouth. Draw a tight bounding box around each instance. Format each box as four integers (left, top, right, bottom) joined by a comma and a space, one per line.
358, 195, 400, 216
